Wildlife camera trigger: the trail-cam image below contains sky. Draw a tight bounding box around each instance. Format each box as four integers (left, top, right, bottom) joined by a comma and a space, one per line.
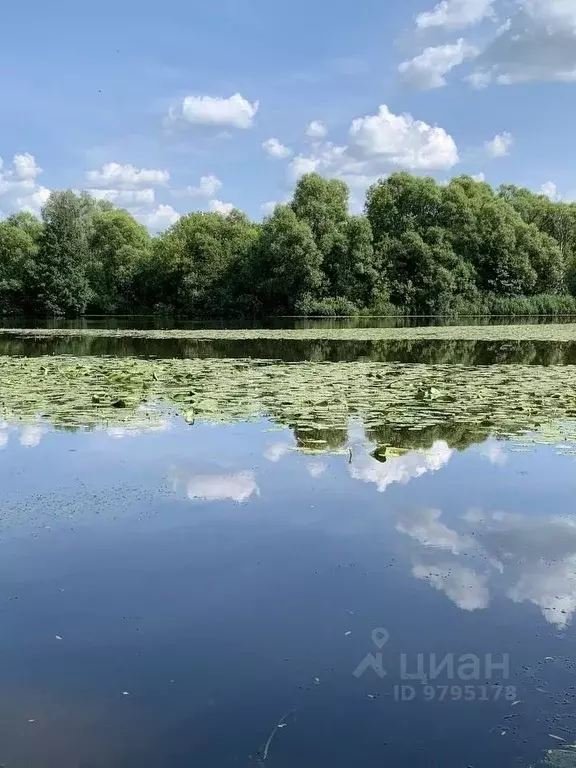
1, 0, 575, 228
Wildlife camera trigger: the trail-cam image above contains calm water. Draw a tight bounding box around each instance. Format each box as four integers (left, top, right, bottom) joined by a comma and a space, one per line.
1, 324, 576, 767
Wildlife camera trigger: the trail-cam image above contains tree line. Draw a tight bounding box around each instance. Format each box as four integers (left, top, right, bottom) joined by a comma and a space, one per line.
2, 172, 576, 317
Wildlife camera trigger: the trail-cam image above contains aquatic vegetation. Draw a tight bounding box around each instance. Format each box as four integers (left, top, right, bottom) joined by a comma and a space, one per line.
538, 745, 576, 767
2, 355, 576, 451
2, 323, 576, 342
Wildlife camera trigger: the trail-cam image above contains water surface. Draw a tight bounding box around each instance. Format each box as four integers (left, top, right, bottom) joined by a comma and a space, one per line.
1, 323, 575, 767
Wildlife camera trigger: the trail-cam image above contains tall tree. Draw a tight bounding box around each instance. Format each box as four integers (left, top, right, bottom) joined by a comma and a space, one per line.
31, 191, 92, 315
0, 221, 38, 312
252, 205, 322, 314
326, 215, 382, 307
88, 209, 151, 312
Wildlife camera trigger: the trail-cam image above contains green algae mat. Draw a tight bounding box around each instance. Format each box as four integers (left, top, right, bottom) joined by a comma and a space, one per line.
2, 355, 576, 451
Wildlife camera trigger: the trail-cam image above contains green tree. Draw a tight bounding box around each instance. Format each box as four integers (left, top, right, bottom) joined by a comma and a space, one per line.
366, 173, 443, 244
0, 220, 38, 312
290, 173, 349, 258
327, 215, 383, 307
382, 228, 477, 315
88, 209, 151, 312
147, 209, 259, 313
31, 191, 92, 315
252, 205, 322, 314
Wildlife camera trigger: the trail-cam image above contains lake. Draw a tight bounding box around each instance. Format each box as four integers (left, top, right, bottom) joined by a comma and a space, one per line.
1, 319, 576, 768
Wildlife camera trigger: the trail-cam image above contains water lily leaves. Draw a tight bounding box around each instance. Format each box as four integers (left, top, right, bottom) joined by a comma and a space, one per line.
2, 324, 576, 342
2, 355, 576, 452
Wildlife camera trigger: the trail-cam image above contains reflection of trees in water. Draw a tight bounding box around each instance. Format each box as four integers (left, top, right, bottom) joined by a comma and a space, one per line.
1, 336, 576, 364
367, 422, 491, 453
291, 426, 349, 452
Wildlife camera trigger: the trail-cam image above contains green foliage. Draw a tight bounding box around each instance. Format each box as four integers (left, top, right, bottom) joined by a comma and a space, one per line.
88, 209, 151, 312
31, 191, 93, 315
251, 205, 323, 314
1, 172, 576, 316
146, 209, 259, 314
0, 220, 38, 312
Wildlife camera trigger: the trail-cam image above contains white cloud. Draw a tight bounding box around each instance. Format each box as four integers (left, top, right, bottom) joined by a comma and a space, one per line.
485, 132, 513, 158
86, 162, 169, 189
19, 424, 44, 448
413, 563, 490, 611
307, 461, 327, 478
183, 174, 222, 197
468, 0, 576, 85
136, 204, 180, 230
287, 105, 459, 192
13, 153, 42, 181
15, 185, 50, 214
0, 430, 8, 449
172, 93, 259, 130
350, 440, 453, 492
185, 471, 259, 503
88, 188, 155, 206
261, 200, 279, 216
289, 154, 322, 180
478, 441, 507, 465
397, 508, 473, 554
541, 181, 559, 201
306, 120, 328, 139
209, 199, 234, 216
399, 39, 479, 89
471, 172, 486, 182
0, 153, 49, 216
416, 0, 495, 30
350, 105, 459, 170
264, 442, 292, 462
263, 138, 292, 159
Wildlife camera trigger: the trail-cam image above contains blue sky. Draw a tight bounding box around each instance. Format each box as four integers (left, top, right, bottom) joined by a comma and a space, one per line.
1, 0, 575, 227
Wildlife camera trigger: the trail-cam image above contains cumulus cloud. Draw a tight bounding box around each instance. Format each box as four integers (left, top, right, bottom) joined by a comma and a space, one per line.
260, 200, 279, 216
413, 563, 490, 611
185, 471, 259, 503
88, 188, 156, 206
399, 39, 479, 89
287, 104, 459, 192
264, 442, 292, 462
306, 120, 328, 139
0, 153, 49, 215
19, 424, 44, 448
15, 185, 50, 214
170, 93, 259, 130
183, 174, 222, 197
350, 440, 454, 492
541, 181, 559, 201
136, 204, 180, 230
416, 0, 495, 30
209, 199, 234, 216
263, 138, 292, 159
86, 162, 169, 188
478, 441, 507, 465
13, 153, 42, 181
468, 0, 576, 85
397, 508, 473, 554
404, 505, 576, 627
350, 105, 460, 169
485, 132, 514, 158
307, 460, 328, 478
471, 172, 486, 182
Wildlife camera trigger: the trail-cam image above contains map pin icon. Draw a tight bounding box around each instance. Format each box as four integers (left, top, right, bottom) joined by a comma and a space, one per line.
372, 628, 390, 649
